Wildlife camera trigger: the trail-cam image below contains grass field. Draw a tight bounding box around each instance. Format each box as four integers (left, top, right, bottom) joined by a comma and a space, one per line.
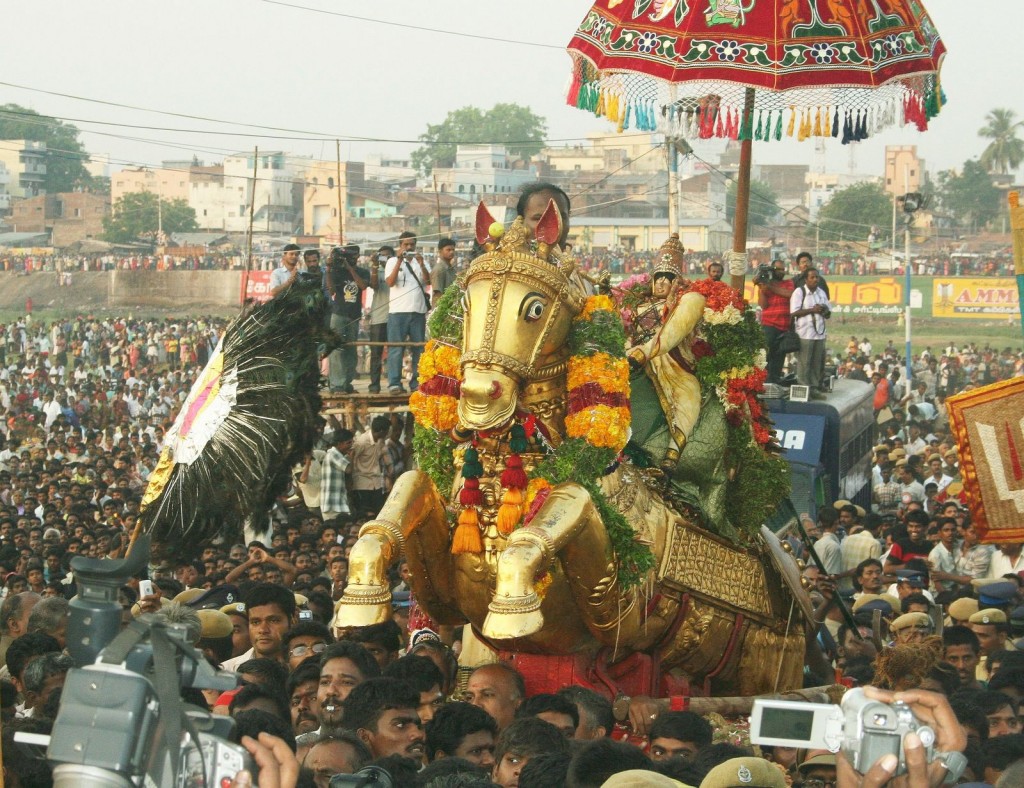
827, 314, 1024, 355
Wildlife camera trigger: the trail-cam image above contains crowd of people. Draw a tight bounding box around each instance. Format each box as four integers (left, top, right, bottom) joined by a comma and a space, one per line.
574, 248, 1014, 279
3, 186, 1024, 786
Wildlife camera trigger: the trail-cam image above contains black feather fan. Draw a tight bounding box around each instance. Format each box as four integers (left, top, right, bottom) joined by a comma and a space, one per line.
139, 273, 336, 562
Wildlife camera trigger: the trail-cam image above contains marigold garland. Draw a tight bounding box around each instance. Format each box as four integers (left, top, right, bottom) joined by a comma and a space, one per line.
565, 406, 632, 450
414, 287, 653, 588
410, 339, 463, 433
564, 297, 631, 454
566, 352, 630, 395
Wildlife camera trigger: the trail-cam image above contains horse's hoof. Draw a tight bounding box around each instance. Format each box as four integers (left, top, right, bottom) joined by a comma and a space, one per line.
482, 594, 544, 639
332, 584, 392, 629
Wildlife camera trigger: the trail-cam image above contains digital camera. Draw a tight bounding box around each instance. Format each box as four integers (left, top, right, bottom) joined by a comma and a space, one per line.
750, 688, 952, 779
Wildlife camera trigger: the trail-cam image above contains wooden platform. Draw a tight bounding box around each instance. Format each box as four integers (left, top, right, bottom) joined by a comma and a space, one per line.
321, 386, 411, 431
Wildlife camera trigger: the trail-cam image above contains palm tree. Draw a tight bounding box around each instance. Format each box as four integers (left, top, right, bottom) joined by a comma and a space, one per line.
979, 108, 1024, 175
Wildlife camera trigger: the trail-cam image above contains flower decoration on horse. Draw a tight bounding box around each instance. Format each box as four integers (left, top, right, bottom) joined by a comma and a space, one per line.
337, 201, 809, 698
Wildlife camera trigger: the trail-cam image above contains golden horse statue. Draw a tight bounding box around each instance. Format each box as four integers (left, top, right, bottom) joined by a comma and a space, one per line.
336, 202, 811, 697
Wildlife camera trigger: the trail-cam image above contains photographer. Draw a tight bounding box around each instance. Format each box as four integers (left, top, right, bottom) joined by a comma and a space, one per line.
326, 246, 369, 395
384, 232, 430, 395
789, 268, 832, 399
366, 245, 394, 394
755, 259, 795, 385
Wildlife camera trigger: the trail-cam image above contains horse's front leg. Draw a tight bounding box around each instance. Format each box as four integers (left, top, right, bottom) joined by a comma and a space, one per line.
483, 482, 640, 643
335, 470, 448, 628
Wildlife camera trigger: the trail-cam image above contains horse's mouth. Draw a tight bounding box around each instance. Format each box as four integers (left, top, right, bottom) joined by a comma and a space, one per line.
457, 395, 517, 433
458, 370, 519, 432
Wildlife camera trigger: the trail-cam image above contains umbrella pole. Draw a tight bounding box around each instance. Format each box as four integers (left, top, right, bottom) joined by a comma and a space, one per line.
729, 88, 756, 292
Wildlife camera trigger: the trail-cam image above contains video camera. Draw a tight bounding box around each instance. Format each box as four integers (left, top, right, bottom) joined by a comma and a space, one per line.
753, 262, 774, 284
330, 244, 362, 266
750, 689, 965, 782
16, 536, 253, 788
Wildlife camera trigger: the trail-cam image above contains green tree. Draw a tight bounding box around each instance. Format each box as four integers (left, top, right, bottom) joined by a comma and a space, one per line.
979, 108, 1024, 175
726, 179, 780, 230
0, 104, 92, 192
815, 182, 892, 244
412, 103, 547, 173
936, 159, 1001, 231
103, 192, 197, 243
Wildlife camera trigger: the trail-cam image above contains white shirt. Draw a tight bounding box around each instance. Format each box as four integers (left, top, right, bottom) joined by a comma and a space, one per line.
987, 548, 1024, 579
384, 256, 429, 314
789, 285, 831, 340
221, 646, 255, 674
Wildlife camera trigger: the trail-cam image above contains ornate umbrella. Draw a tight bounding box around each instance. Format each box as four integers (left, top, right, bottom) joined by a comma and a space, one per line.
566, 0, 946, 285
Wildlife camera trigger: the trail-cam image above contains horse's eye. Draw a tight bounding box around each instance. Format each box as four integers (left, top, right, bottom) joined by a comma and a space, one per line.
524, 301, 544, 322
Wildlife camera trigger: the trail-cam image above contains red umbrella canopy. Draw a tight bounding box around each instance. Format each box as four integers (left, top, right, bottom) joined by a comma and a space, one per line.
567, 0, 945, 142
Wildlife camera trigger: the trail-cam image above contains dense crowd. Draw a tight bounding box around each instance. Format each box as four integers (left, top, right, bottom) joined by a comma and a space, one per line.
575, 249, 1014, 278
4, 235, 1024, 785
0, 243, 1014, 281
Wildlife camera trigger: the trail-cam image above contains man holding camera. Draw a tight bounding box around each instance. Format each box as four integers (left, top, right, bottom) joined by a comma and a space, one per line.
756, 259, 794, 385
384, 232, 430, 394
367, 245, 393, 394
326, 246, 368, 395
790, 268, 831, 398
269, 243, 302, 298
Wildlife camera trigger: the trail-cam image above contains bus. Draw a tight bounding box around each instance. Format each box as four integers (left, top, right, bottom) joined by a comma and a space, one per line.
767, 378, 875, 525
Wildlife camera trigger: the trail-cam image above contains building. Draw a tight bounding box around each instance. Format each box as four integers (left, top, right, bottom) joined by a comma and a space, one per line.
541, 132, 664, 177
0, 140, 46, 198
189, 165, 227, 230
302, 161, 365, 240
567, 216, 730, 253
431, 145, 537, 197
884, 146, 924, 196
364, 153, 417, 184
10, 192, 109, 247
85, 153, 111, 180
111, 165, 191, 205
806, 171, 878, 220
754, 164, 810, 211
585, 132, 664, 174
0, 161, 10, 212
220, 151, 305, 234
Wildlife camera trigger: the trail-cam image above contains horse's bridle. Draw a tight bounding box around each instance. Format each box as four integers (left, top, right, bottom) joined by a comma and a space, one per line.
461, 251, 584, 383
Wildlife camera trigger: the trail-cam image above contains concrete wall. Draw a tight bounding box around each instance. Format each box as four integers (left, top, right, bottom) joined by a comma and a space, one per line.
0, 271, 245, 312
110, 270, 241, 307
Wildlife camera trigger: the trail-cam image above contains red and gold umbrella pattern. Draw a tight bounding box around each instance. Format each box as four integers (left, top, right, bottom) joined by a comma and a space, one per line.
567, 0, 946, 143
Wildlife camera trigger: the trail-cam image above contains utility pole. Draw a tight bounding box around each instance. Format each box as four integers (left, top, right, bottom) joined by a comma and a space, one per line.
336, 139, 344, 244
665, 135, 679, 238
246, 146, 258, 273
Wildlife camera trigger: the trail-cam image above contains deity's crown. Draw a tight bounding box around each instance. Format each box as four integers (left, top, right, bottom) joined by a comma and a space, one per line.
653, 232, 685, 278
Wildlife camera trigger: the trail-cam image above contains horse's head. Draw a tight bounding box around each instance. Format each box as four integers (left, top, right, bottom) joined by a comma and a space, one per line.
458, 202, 585, 432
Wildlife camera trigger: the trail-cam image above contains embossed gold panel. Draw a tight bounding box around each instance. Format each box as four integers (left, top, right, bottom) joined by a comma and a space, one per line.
659, 523, 772, 616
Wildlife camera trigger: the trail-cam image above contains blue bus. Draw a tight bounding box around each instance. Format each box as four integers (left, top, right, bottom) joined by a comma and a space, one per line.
767, 378, 875, 524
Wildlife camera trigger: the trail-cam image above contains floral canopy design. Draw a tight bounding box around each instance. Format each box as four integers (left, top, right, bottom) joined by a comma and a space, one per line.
567, 0, 946, 142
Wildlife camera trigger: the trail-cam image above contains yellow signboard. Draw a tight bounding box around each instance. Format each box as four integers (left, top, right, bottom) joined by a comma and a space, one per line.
742, 277, 906, 315
932, 278, 1020, 319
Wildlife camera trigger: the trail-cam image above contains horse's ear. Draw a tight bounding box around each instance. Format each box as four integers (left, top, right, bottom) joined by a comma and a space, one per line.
534, 198, 562, 246
475, 201, 498, 245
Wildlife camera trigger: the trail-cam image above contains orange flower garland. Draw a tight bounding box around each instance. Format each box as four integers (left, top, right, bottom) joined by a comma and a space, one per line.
409, 339, 462, 433
564, 296, 631, 453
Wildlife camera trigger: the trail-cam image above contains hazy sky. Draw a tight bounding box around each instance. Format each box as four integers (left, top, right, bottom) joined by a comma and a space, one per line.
0, 1, 1019, 179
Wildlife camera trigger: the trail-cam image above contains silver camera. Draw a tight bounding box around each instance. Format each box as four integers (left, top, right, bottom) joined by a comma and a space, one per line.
751, 689, 937, 777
